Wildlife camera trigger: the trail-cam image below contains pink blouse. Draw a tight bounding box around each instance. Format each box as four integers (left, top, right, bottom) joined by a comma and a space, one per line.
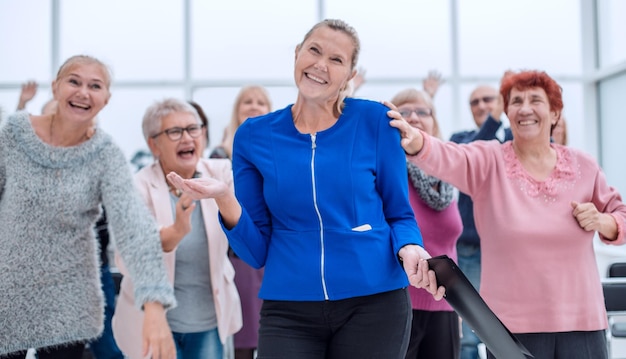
408, 135, 626, 333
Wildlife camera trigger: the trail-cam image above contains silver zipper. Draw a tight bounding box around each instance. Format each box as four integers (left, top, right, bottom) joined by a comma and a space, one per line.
310, 133, 328, 300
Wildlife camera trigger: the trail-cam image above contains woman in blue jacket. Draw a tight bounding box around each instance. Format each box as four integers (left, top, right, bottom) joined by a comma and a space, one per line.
168, 18, 444, 359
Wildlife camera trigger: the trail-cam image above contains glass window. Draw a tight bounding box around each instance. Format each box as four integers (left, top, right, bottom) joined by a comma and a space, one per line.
191, 0, 318, 81
325, 0, 451, 78
557, 82, 584, 151
60, 0, 184, 81
0, 90, 21, 120
597, 0, 626, 68
98, 87, 186, 161
598, 73, 626, 195
0, 0, 52, 82
458, 0, 582, 77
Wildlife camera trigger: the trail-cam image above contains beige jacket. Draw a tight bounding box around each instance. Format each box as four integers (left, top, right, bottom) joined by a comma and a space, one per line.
112, 159, 242, 359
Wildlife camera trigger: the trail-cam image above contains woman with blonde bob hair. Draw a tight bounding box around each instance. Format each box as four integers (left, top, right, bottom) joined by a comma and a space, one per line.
211, 85, 272, 160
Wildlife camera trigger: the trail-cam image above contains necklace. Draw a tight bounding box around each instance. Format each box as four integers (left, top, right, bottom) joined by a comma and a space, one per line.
169, 187, 183, 198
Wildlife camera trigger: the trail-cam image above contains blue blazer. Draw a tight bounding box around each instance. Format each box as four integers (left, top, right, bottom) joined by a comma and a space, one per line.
222, 98, 423, 301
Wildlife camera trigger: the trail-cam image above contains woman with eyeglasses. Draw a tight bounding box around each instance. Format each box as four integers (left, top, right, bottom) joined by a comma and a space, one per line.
392, 88, 462, 359
112, 98, 242, 359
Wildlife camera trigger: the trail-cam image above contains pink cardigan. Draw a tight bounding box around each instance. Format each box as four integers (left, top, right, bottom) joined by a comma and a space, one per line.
409, 135, 626, 333
112, 159, 242, 359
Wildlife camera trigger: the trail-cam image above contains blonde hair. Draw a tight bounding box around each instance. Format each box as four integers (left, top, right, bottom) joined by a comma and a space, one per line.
56, 55, 112, 90
299, 19, 360, 115
220, 85, 272, 159
390, 88, 442, 139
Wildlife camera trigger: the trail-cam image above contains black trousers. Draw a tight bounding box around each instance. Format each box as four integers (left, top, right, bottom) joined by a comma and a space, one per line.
486, 330, 607, 359
257, 288, 412, 359
405, 309, 460, 359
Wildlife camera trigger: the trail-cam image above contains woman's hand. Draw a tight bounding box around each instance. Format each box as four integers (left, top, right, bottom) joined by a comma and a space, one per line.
173, 193, 195, 230
384, 101, 425, 156
571, 201, 618, 240
422, 70, 443, 99
398, 244, 446, 300
142, 302, 175, 359
167, 171, 242, 230
167, 172, 230, 200
161, 193, 195, 252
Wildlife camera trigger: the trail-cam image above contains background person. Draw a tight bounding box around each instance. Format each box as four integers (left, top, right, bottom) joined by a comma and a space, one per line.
210, 85, 272, 160
210, 85, 272, 359
390, 69, 626, 359
112, 98, 242, 359
391, 88, 462, 359
167, 19, 444, 359
0, 55, 176, 359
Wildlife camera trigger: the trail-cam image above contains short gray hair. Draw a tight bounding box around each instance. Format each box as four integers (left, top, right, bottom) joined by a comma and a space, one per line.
141, 98, 200, 142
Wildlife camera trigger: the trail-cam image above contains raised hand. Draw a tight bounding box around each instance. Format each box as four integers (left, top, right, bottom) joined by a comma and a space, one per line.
17, 81, 38, 110
423, 70, 443, 99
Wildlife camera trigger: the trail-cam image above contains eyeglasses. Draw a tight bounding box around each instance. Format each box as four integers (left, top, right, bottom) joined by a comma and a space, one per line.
469, 96, 497, 107
399, 109, 432, 119
152, 124, 204, 141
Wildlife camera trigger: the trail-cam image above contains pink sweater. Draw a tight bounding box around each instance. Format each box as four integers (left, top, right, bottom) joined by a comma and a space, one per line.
407, 177, 462, 311
408, 135, 626, 333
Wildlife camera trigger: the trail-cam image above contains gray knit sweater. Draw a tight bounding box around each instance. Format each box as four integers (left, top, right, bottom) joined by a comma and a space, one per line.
0, 111, 176, 354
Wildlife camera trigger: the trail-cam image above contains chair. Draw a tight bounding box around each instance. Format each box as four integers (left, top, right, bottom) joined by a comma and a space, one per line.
609, 262, 626, 278
602, 278, 626, 358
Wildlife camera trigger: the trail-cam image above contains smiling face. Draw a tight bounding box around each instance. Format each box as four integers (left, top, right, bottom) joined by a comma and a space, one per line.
397, 100, 436, 136
148, 111, 205, 178
237, 88, 271, 125
469, 85, 498, 127
52, 61, 110, 125
506, 87, 558, 144
293, 25, 356, 105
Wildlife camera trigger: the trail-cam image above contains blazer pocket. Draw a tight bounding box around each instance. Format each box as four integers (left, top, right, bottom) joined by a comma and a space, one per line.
351, 224, 372, 232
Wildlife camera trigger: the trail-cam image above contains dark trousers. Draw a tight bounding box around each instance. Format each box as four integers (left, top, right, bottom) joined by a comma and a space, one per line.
88, 265, 124, 359
1, 342, 85, 359
486, 330, 607, 359
257, 288, 412, 359
405, 309, 460, 359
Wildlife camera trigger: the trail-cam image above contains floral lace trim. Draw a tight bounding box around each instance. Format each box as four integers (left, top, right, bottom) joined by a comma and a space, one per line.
503, 142, 580, 203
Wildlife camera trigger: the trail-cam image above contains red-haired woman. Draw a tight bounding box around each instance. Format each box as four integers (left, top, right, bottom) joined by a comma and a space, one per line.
390, 70, 626, 359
